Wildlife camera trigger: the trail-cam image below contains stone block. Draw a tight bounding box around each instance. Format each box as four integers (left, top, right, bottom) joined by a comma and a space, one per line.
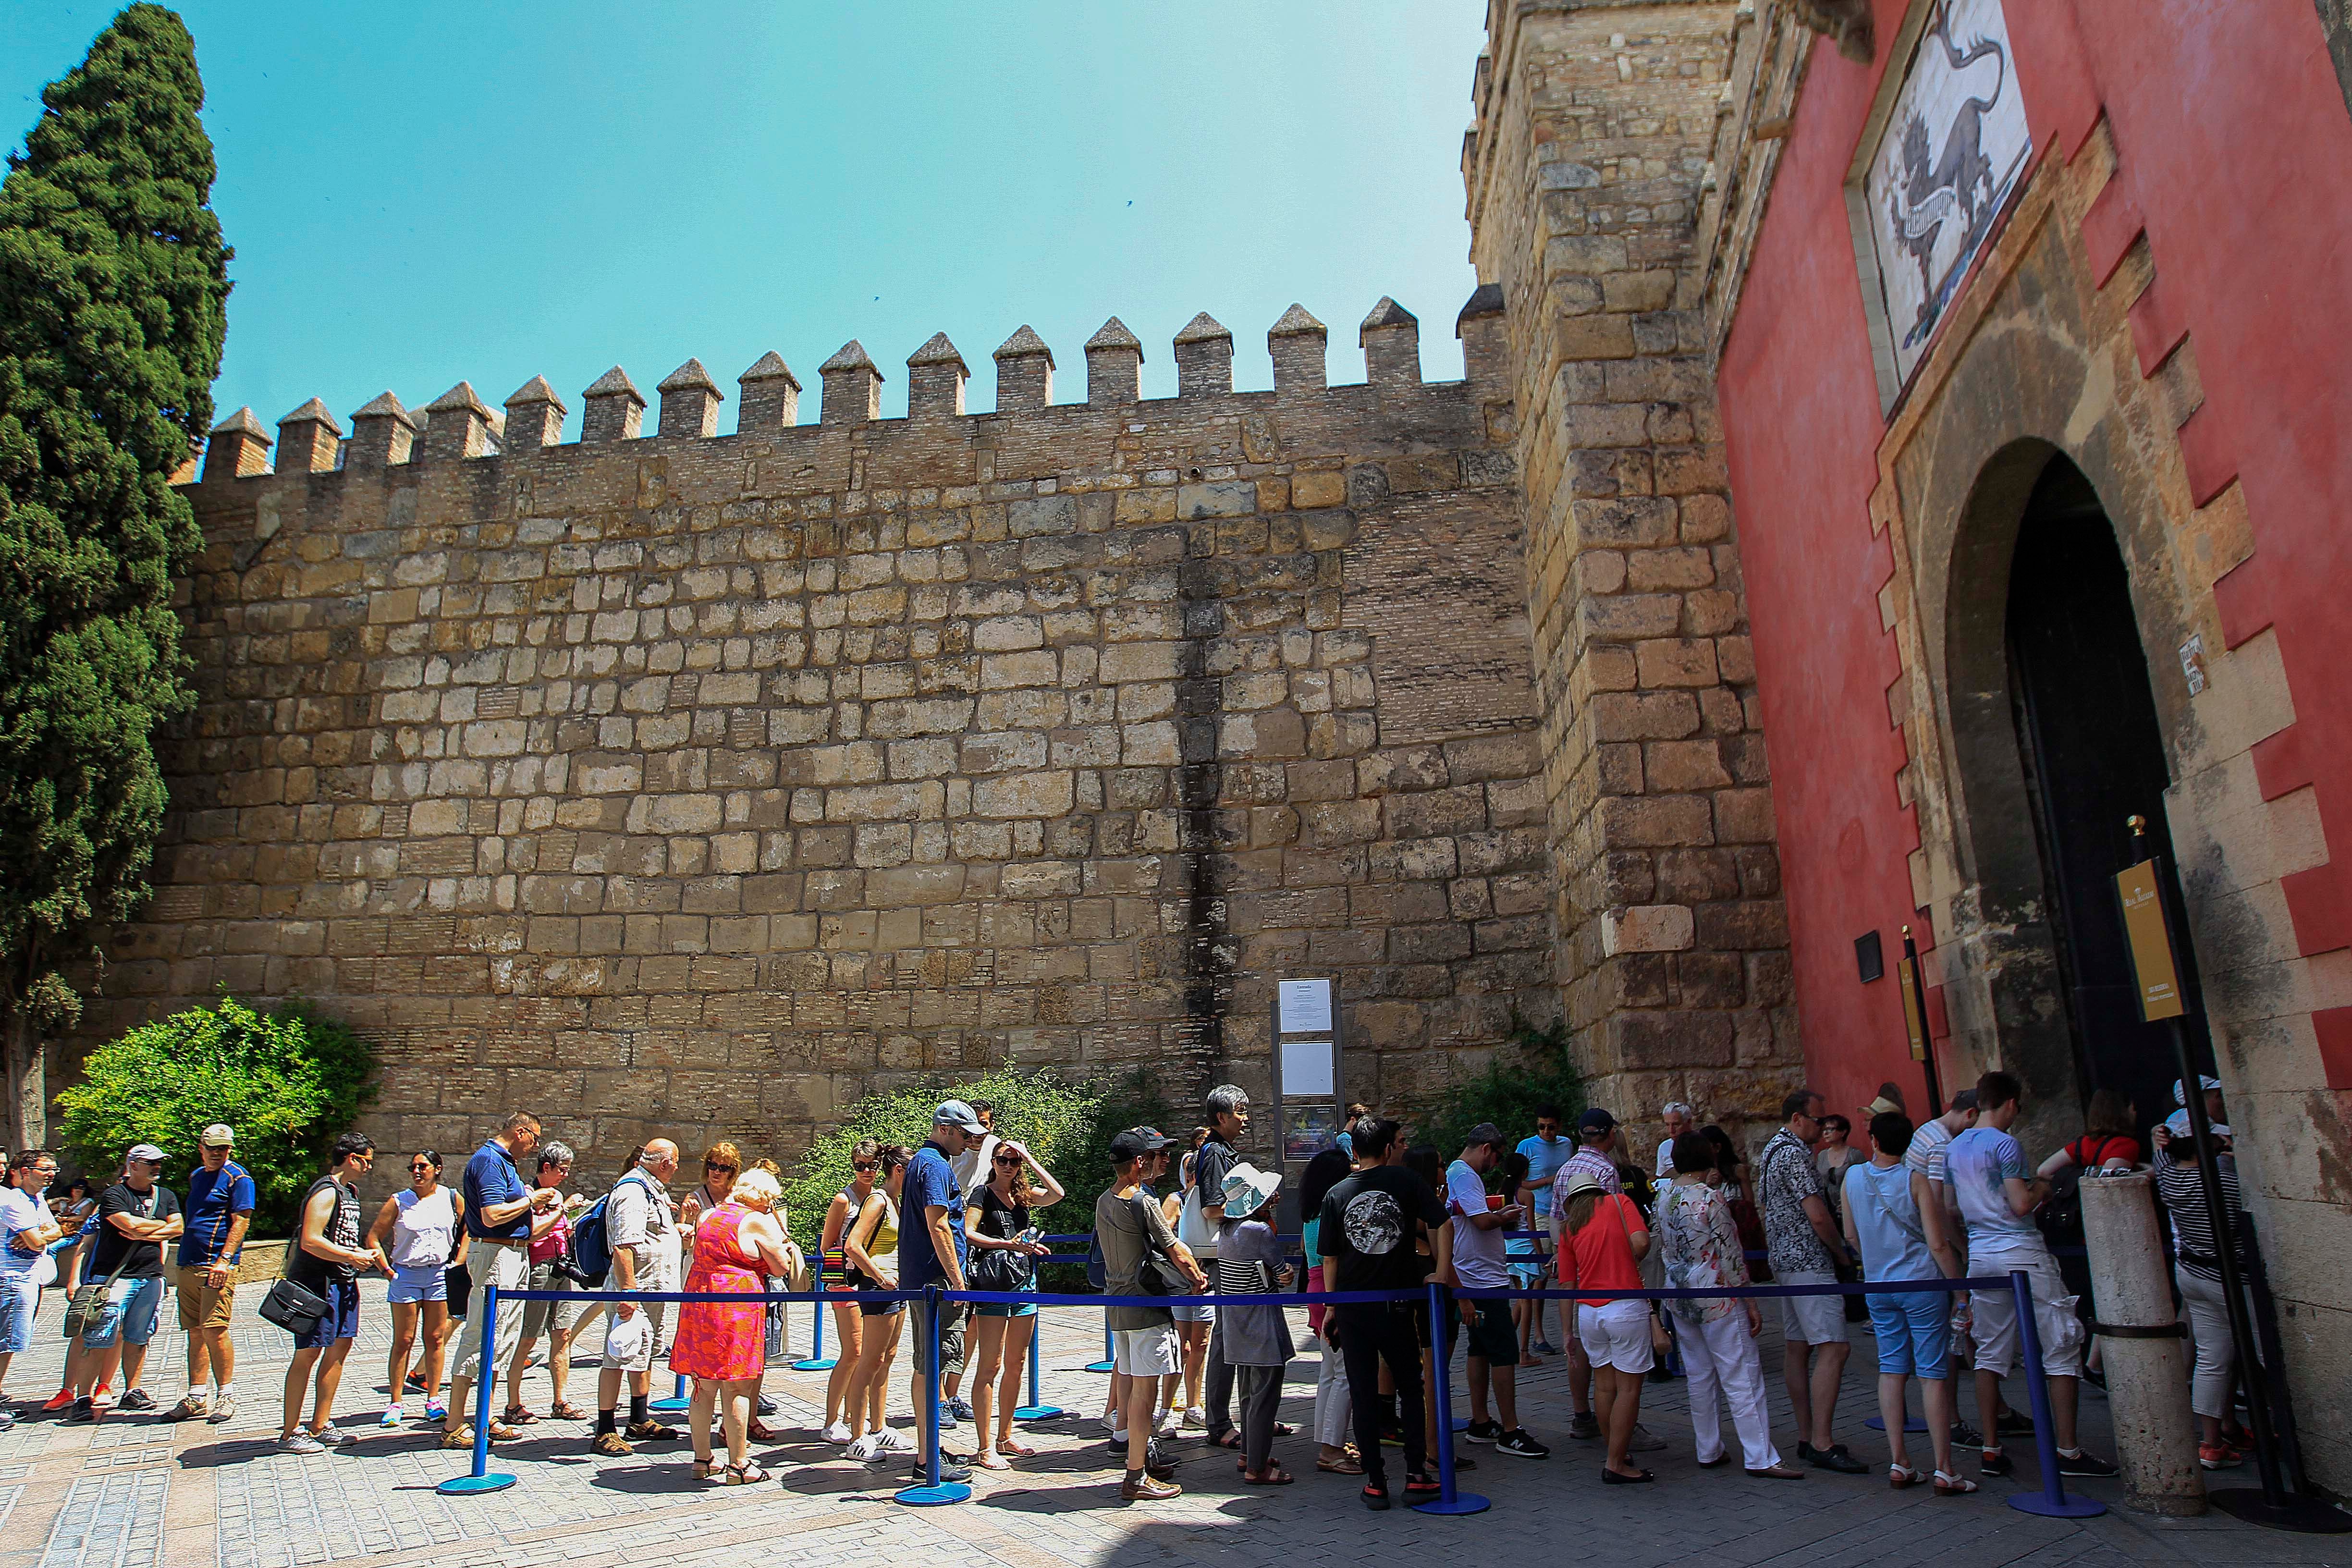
1602, 904, 1696, 955
1596, 794, 1715, 848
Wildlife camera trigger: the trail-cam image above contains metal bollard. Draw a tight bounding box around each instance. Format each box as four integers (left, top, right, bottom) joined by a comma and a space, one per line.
2005, 1269, 2106, 1519
896, 1285, 969, 1506
792, 1256, 837, 1372
2080, 1169, 2204, 1514
1412, 1282, 1489, 1516
1014, 1268, 1066, 1421
436, 1281, 518, 1495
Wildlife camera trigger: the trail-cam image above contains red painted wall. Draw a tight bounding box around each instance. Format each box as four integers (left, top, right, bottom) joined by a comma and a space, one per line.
1717, 0, 2352, 1120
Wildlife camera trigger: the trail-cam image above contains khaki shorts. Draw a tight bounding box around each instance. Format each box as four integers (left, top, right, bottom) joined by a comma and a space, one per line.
176, 1265, 234, 1332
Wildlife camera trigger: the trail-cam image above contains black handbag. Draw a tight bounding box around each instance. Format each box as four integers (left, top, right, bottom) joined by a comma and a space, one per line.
1129, 1196, 1189, 1296
968, 1242, 1031, 1293
259, 1276, 331, 1337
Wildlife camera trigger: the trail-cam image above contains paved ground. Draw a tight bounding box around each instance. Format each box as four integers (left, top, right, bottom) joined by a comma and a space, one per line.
0, 1280, 2341, 1568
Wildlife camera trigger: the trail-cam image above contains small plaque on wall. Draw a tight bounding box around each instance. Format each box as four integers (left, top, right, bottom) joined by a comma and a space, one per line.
1855, 930, 1885, 983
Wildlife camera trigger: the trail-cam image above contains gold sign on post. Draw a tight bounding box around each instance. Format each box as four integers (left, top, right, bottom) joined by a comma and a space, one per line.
1897, 956, 1928, 1061
2116, 861, 2186, 1021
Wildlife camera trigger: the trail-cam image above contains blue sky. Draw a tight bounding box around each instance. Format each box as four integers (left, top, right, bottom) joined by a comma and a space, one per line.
3, 2, 1488, 437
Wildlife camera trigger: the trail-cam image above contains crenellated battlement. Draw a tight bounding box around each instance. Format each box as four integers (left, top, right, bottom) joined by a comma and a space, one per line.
192, 292, 1512, 487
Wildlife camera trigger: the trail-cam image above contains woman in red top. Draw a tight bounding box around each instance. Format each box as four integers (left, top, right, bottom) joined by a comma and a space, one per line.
671, 1167, 795, 1484
2036, 1089, 2141, 1178
1559, 1167, 1654, 1482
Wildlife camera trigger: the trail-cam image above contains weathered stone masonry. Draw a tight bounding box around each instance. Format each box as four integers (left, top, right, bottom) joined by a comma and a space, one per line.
97, 306, 1556, 1173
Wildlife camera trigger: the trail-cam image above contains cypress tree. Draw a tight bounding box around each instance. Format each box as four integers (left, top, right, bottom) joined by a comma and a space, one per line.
0, 5, 231, 1147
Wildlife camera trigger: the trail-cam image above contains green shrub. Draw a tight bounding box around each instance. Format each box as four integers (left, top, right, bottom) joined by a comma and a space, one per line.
1413, 1014, 1583, 1159
779, 1064, 1179, 1259
55, 996, 375, 1236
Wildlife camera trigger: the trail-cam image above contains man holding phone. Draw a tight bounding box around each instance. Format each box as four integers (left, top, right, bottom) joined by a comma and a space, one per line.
1447, 1124, 1548, 1458
0, 1151, 61, 1423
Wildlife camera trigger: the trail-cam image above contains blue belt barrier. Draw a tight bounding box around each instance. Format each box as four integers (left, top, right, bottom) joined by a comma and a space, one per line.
439, 1268, 2098, 1519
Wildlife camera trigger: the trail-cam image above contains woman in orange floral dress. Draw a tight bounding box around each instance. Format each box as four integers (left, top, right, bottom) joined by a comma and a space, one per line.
672, 1167, 793, 1483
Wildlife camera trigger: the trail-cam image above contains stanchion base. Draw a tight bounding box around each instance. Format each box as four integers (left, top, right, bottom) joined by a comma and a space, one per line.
2008, 1493, 2107, 1519
894, 1481, 973, 1507
1864, 1416, 1930, 1433
1013, 1404, 1068, 1421
790, 1358, 838, 1372
1084, 1360, 1115, 1374
1412, 1492, 1492, 1516
2209, 1489, 2352, 1533
436, 1472, 518, 1496
648, 1397, 692, 1414
1451, 1416, 1471, 1433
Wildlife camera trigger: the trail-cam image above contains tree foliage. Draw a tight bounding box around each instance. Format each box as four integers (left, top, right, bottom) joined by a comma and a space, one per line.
0, 5, 232, 1143
1413, 1014, 1584, 1158
56, 996, 375, 1236
779, 1064, 1179, 1256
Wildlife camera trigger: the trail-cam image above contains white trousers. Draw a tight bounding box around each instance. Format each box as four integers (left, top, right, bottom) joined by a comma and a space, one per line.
1313, 1338, 1352, 1447
2176, 1265, 2256, 1420
1677, 1309, 1780, 1470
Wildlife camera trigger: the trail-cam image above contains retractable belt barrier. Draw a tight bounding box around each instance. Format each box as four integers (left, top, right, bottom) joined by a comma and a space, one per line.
439, 1266, 2099, 1519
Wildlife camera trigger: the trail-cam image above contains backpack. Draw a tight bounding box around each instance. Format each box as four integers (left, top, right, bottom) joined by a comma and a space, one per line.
563, 1171, 650, 1286
2037, 1162, 2086, 1249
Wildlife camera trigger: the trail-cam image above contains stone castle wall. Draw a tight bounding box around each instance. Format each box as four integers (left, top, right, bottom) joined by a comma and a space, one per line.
93, 306, 1556, 1176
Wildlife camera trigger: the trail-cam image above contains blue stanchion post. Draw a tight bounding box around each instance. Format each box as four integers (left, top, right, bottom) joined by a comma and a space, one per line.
1413, 1281, 1489, 1516
896, 1284, 969, 1506
1013, 1267, 1066, 1421
437, 1282, 518, 1495
2003, 1268, 2105, 1519
792, 1255, 837, 1372
1087, 1311, 1115, 1374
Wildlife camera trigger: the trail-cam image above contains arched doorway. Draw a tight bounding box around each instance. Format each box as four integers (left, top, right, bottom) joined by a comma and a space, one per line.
2003, 454, 2214, 1137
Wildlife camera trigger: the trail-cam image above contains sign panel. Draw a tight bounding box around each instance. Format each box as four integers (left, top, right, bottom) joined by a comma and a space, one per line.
1862, 0, 2032, 388
2116, 861, 2187, 1021
1898, 956, 1929, 1061
1276, 979, 1333, 1036
1280, 1037, 1336, 1099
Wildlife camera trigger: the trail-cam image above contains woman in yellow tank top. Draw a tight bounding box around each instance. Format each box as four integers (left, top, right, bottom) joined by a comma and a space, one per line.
839, 1146, 909, 1459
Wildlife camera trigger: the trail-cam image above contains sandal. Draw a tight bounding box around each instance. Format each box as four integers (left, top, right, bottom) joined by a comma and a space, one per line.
723, 1463, 770, 1485
1317, 1454, 1365, 1475
1245, 1465, 1296, 1485
1000, 1438, 1037, 1457
973, 1450, 1010, 1470
486, 1422, 520, 1442
1274, 1422, 1296, 1436
747, 1419, 781, 1443
550, 1403, 590, 1422
693, 1458, 718, 1481
1211, 1431, 1242, 1449
1889, 1462, 1924, 1489
501, 1407, 541, 1425
1933, 1470, 1981, 1495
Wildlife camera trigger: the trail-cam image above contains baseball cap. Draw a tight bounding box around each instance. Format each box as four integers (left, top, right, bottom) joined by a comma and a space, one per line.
933, 1100, 985, 1134
1578, 1108, 1616, 1134
1109, 1127, 1176, 1162
2172, 1075, 2222, 1106
126, 1143, 166, 1164
1463, 1122, 1504, 1150
2164, 1109, 2230, 1140
199, 1124, 235, 1149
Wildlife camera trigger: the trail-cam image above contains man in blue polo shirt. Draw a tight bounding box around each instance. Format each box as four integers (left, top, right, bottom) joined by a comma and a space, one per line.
442, 1111, 558, 1450
163, 1125, 253, 1425
902, 1100, 981, 1485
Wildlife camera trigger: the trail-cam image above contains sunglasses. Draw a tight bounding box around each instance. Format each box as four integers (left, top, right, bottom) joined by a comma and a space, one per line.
409, 1164, 435, 1174
992, 1153, 1021, 1166
706, 1161, 737, 1173
851, 1160, 878, 1173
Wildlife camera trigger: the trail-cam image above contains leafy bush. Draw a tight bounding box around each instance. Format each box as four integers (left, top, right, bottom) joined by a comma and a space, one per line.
779, 1064, 1179, 1258
56, 996, 375, 1235
1413, 1014, 1583, 1158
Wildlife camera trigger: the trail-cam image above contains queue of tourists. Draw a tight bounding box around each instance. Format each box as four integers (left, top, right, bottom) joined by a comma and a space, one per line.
0, 1065, 2261, 1508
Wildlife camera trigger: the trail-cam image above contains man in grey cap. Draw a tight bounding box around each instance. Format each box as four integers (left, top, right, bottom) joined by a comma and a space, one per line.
901, 1101, 981, 1484
72, 1144, 183, 1421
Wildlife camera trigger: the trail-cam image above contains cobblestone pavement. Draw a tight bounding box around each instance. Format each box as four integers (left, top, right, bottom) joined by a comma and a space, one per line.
0, 1280, 2339, 1568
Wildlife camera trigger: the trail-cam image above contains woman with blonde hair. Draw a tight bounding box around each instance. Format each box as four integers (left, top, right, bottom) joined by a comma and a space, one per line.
817, 1139, 881, 1444
842, 1146, 910, 1462
964, 1140, 1061, 1467
672, 1165, 794, 1484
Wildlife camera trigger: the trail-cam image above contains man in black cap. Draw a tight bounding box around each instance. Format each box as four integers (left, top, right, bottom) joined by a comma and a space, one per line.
1096, 1127, 1204, 1502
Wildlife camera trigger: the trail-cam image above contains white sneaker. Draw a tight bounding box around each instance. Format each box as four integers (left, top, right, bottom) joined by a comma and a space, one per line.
821, 1420, 853, 1445
880, 1428, 916, 1454
1098, 1410, 1117, 1433
1182, 1405, 1208, 1430
1155, 1408, 1179, 1437
848, 1433, 882, 1462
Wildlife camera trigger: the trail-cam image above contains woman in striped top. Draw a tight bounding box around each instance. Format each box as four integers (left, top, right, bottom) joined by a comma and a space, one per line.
2152, 1115, 2252, 1470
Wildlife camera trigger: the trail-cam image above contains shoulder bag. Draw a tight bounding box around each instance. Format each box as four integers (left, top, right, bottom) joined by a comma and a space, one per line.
1129, 1195, 1190, 1296
63, 1252, 135, 1341
258, 1275, 331, 1338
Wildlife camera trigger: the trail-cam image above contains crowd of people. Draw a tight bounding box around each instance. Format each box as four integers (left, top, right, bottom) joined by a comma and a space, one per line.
0, 1065, 2257, 1508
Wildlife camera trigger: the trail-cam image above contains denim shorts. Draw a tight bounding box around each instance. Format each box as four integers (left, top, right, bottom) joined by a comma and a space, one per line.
82, 1276, 164, 1349
295, 1280, 362, 1349
386, 1262, 448, 1304
1867, 1288, 1949, 1380
0, 1275, 36, 1355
